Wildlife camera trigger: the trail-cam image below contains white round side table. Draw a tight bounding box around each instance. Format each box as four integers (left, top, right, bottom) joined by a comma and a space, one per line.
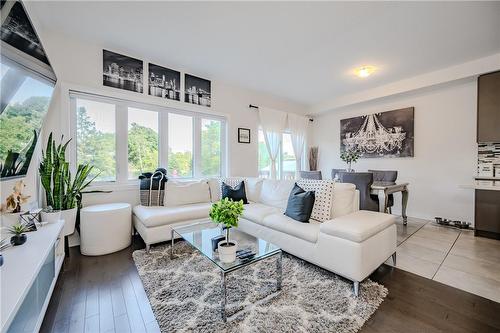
80, 203, 131, 256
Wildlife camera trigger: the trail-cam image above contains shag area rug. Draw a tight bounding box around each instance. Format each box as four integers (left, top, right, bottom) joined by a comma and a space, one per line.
133, 242, 387, 333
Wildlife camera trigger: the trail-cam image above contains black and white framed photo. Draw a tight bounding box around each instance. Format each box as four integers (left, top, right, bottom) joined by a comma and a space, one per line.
0, 2, 50, 65
340, 107, 414, 158
103, 50, 143, 93
238, 128, 251, 144
148, 63, 180, 101
184, 74, 211, 107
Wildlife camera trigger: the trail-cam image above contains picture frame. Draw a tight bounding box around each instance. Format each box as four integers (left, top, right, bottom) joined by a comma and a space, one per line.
238, 128, 251, 144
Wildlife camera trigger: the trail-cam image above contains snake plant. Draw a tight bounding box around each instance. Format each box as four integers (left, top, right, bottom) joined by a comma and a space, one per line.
39, 133, 99, 211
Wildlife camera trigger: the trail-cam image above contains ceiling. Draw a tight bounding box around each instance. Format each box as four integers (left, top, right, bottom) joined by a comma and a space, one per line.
28, 1, 500, 107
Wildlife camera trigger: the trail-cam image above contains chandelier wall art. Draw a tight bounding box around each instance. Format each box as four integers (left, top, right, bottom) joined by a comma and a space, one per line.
340, 107, 414, 158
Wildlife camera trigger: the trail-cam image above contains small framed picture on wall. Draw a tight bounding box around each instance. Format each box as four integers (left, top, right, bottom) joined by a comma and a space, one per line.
238, 128, 251, 144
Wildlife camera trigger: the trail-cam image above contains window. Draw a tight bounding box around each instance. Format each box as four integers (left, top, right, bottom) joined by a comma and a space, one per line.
258, 130, 271, 178
128, 108, 159, 179
258, 129, 301, 180
0, 58, 54, 179
71, 92, 225, 183
76, 99, 116, 181
168, 113, 193, 178
281, 133, 296, 180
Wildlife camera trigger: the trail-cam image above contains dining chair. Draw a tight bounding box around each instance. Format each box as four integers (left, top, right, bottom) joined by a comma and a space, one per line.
338, 172, 379, 212
299, 171, 323, 180
368, 170, 398, 213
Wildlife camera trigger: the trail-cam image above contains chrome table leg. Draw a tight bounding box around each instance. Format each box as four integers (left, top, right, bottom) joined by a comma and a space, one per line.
221, 271, 227, 322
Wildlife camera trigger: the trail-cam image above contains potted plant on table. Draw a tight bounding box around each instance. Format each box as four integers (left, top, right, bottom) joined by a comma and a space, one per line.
39, 133, 99, 236
340, 149, 360, 172
8, 223, 30, 246
209, 198, 244, 263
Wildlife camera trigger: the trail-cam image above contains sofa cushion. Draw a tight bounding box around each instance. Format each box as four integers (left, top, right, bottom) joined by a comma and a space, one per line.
331, 183, 356, 218
208, 177, 246, 202
263, 213, 320, 243
296, 179, 335, 222
259, 179, 295, 210
245, 177, 264, 202
320, 210, 395, 243
284, 184, 315, 222
222, 181, 248, 204
164, 180, 210, 207
242, 203, 281, 225
133, 203, 211, 227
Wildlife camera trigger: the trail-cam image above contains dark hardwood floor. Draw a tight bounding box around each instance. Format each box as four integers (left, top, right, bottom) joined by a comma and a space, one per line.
41, 237, 500, 333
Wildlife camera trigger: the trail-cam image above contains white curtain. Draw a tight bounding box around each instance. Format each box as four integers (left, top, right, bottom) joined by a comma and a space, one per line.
258, 107, 287, 180
287, 113, 309, 178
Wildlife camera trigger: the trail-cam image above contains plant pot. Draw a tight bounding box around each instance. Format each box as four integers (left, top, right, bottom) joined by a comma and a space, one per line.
0, 212, 23, 228
41, 207, 77, 236
218, 241, 237, 263
60, 208, 77, 236
10, 234, 27, 246
41, 210, 62, 223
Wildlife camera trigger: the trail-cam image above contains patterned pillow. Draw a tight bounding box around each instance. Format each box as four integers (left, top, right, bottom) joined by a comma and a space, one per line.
296, 179, 335, 222
210, 177, 246, 202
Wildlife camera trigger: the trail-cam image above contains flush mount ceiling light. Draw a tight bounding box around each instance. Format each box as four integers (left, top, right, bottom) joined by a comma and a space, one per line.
354, 66, 377, 78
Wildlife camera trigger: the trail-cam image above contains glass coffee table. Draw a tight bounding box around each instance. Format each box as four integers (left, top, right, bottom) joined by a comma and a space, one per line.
170, 219, 282, 322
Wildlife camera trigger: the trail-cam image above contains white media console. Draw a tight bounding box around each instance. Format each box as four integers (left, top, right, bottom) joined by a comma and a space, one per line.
1, 220, 65, 333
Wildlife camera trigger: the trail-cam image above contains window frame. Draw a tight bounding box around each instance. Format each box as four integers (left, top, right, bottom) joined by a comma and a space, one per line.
257, 128, 306, 180
69, 91, 227, 186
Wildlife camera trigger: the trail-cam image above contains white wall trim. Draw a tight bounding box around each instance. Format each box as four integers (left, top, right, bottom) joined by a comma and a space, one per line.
310, 52, 500, 115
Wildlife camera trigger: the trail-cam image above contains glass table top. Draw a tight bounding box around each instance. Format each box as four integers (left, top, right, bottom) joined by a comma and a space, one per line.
172, 219, 281, 272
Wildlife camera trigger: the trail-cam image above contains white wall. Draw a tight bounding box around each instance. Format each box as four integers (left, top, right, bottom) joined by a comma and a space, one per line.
311, 79, 477, 222
33, 29, 306, 208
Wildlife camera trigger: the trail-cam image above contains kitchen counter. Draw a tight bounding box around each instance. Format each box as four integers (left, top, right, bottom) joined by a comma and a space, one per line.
460, 180, 500, 191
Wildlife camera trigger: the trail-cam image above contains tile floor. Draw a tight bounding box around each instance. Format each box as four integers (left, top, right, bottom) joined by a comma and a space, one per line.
386, 217, 500, 303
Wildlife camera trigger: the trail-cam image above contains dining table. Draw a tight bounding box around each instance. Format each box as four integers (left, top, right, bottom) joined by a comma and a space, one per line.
370, 181, 409, 224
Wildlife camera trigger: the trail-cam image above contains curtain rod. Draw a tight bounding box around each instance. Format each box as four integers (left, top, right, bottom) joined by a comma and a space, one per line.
249, 104, 313, 122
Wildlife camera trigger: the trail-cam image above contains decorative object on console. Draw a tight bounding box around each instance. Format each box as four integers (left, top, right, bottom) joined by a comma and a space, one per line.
148, 63, 180, 101
209, 198, 244, 263
341, 107, 414, 158
284, 183, 315, 222
477, 142, 500, 178
103, 49, 143, 93
8, 223, 29, 246
184, 74, 211, 107
139, 168, 168, 206
340, 149, 360, 172
237, 128, 251, 143
39, 133, 99, 236
0, 180, 30, 227
221, 181, 248, 204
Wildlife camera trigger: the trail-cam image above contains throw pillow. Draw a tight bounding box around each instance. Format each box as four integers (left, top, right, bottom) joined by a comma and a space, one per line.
221, 181, 248, 204
164, 180, 210, 207
284, 183, 315, 222
296, 179, 335, 222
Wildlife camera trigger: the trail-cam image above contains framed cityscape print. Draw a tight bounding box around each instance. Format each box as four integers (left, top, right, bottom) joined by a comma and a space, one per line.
148, 63, 180, 101
103, 50, 143, 93
184, 74, 211, 107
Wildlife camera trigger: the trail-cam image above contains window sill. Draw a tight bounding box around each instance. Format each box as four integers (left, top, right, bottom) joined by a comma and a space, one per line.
85, 181, 139, 192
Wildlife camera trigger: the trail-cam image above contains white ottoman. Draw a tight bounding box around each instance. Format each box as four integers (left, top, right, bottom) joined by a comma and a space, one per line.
80, 203, 132, 256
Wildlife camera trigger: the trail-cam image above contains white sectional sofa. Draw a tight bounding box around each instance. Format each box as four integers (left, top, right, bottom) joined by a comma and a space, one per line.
132, 177, 396, 295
